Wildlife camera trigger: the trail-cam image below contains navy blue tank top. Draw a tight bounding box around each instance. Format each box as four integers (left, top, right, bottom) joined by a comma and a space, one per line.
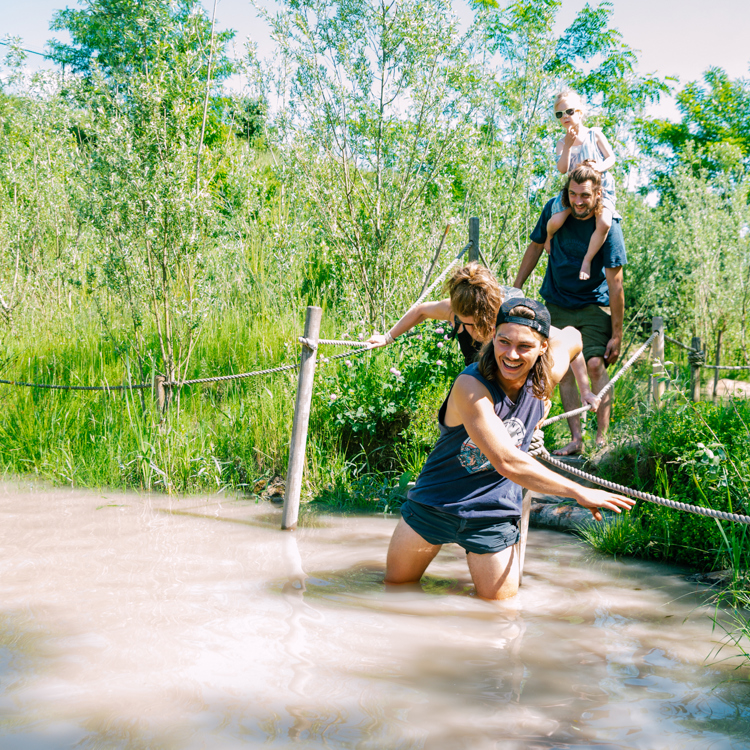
407, 362, 544, 520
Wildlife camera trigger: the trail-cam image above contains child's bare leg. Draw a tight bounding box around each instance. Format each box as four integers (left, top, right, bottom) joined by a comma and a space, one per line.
545, 209, 570, 253
579, 209, 612, 280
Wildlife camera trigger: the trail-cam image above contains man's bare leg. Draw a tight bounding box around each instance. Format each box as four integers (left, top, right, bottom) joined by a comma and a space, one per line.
586, 356, 611, 447
467, 545, 519, 600
552, 367, 584, 455
385, 518, 441, 586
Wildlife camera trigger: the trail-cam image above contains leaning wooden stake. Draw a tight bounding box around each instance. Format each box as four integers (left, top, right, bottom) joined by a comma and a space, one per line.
712, 330, 723, 403
468, 217, 480, 263
690, 336, 702, 402
282, 306, 323, 531
651, 317, 665, 406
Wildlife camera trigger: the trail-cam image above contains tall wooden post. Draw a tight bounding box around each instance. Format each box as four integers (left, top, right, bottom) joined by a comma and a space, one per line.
468, 217, 479, 263
690, 336, 702, 402
651, 316, 665, 406
282, 306, 323, 531
712, 330, 723, 403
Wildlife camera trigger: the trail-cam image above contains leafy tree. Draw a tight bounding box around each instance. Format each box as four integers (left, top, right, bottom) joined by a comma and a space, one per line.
257, 0, 482, 326
640, 67, 750, 185
48, 0, 234, 84
52, 0, 235, 394
0, 43, 79, 327
460, 0, 667, 285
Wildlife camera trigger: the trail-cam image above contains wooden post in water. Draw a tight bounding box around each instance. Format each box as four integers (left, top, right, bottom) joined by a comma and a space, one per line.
651, 316, 665, 406
712, 330, 723, 403
282, 306, 323, 531
690, 336, 702, 402
468, 217, 479, 263
518, 490, 532, 587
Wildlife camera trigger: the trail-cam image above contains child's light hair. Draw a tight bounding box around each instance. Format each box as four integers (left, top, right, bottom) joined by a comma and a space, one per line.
554, 89, 585, 115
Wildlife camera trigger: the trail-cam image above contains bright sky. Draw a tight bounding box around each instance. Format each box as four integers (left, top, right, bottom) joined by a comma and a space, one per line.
3, 0, 749, 120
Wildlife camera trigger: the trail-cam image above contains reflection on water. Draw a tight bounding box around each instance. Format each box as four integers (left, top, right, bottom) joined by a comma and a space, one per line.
0, 479, 748, 749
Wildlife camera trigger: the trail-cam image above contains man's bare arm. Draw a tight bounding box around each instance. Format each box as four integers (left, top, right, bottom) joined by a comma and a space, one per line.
513, 241, 545, 290
604, 266, 624, 365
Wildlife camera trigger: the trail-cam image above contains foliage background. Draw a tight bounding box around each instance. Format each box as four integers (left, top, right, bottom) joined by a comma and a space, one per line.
1, 0, 749, 572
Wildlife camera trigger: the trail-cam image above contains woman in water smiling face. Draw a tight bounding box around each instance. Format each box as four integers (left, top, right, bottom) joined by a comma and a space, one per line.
385, 298, 634, 601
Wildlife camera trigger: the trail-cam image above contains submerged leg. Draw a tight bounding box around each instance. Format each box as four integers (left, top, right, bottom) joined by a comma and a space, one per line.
385, 518, 441, 585
467, 544, 520, 600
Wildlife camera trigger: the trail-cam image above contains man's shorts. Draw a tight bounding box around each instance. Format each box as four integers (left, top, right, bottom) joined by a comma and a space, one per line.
545, 302, 612, 362
400, 498, 520, 555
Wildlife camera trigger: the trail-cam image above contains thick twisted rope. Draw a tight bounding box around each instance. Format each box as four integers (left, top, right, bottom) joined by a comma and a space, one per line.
541, 332, 658, 427
663, 335, 749, 370
537, 449, 750, 525
176, 362, 301, 385
299, 338, 371, 349
410, 241, 472, 309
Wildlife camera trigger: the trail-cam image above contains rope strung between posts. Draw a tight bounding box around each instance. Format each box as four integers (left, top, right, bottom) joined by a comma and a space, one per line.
664, 334, 694, 351
176, 362, 301, 385
702, 363, 750, 371
541, 332, 658, 428
298, 338, 371, 349
0, 245, 465, 392
0, 378, 150, 392
410, 241, 472, 310
665, 334, 749, 370
537, 447, 750, 525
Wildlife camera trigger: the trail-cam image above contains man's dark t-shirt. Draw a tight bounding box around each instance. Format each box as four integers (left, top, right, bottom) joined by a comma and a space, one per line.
530, 199, 627, 309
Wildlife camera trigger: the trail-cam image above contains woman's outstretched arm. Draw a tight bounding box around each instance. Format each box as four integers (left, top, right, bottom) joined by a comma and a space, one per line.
368, 299, 452, 349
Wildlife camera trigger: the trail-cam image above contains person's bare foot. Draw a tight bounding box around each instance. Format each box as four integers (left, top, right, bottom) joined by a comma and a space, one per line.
552, 439, 582, 456
595, 433, 607, 449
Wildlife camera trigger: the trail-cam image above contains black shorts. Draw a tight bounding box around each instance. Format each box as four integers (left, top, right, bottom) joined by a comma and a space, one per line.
401, 499, 520, 555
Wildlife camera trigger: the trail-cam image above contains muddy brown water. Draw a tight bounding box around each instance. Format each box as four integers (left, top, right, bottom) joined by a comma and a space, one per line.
1, 481, 749, 749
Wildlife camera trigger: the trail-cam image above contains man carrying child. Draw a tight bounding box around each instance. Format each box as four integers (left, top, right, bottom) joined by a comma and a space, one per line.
512, 162, 627, 455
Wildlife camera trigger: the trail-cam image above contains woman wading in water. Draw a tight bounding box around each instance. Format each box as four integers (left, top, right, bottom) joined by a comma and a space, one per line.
385, 298, 634, 600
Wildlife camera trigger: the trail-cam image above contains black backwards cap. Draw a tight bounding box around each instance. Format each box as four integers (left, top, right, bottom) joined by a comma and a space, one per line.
496, 297, 551, 338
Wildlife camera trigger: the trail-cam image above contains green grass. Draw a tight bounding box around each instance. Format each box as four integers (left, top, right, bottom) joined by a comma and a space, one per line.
0, 293, 455, 505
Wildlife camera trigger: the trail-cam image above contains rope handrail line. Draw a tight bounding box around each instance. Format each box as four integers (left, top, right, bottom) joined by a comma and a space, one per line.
664, 334, 696, 352
175, 362, 301, 386
539, 451, 750, 525
300, 338, 371, 348
541, 332, 658, 428
410, 241, 472, 310
0, 378, 150, 391
701, 364, 750, 371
